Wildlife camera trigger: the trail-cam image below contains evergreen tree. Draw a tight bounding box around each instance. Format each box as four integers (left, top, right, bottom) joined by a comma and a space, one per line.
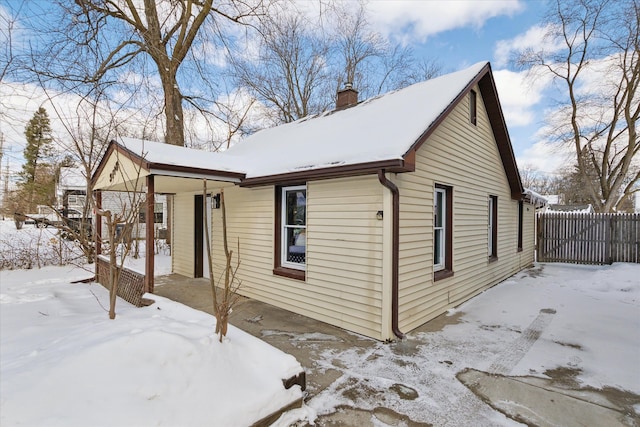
20, 107, 55, 211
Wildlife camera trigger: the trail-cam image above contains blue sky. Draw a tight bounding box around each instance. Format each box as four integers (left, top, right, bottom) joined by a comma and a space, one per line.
363, 0, 562, 173
0, 0, 568, 176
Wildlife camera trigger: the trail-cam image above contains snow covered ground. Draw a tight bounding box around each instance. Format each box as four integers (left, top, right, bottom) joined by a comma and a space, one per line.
1, 217, 639, 426
0, 265, 303, 427
277, 262, 640, 426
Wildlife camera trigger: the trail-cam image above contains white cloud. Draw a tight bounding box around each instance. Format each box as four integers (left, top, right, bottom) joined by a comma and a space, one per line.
191, 40, 228, 68
494, 24, 562, 67
517, 139, 574, 175
492, 67, 551, 127
367, 0, 524, 43
0, 82, 165, 172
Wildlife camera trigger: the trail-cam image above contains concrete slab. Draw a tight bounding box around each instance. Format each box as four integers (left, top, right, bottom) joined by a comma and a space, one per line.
457, 368, 637, 427
154, 274, 376, 395
153, 275, 640, 427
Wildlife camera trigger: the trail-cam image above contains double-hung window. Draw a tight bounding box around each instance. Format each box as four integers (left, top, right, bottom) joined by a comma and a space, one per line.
139, 203, 164, 224
274, 185, 306, 279
488, 195, 498, 259
434, 188, 446, 270
434, 184, 453, 280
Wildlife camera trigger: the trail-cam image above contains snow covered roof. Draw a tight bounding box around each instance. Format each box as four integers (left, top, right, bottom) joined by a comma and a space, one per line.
116, 137, 247, 175
543, 195, 560, 205
523, 189, 548, 208
58, 167, 87, 190
94, 61, 524, 198
226, 61, 489, 179
547, 204, 595, 213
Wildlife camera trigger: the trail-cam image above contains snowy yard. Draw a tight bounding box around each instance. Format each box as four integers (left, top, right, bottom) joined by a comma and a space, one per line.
1, 216, 639, 426
0, 263, 302, 426
277, 262, 640, 426
0, 221, 302, 426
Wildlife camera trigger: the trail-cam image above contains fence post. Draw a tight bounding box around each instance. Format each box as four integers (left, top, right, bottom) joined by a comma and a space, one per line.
536, 213, 541, 262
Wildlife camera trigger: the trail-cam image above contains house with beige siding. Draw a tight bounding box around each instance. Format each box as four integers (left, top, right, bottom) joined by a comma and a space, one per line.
92, 61, 541, 341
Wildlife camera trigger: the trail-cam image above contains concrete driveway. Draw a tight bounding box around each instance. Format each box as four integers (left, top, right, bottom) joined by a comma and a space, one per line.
154, 274, 639, 426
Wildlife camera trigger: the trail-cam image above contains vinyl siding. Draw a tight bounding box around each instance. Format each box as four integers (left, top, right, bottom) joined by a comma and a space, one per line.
395, 84, 535, 332
210, 176, 385, 339
172, 192, 195, 277
97, 192, 165, 241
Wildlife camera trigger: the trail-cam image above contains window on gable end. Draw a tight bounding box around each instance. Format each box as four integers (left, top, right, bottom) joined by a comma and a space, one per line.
470, 89, 477, 126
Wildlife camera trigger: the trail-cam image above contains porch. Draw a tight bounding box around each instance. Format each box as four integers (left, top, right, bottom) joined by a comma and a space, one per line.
151, 273, 377, 395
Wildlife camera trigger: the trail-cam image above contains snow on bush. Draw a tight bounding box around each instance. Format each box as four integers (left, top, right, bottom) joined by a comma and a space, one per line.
0, 220, 83, 270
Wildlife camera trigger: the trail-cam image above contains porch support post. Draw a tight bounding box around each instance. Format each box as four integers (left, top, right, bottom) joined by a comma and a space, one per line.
145, 175, 155, 293
94, 190, 102, 279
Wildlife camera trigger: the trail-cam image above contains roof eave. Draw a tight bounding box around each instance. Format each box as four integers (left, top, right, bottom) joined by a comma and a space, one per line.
91, 140, 245, 190
239, 158, 414, 187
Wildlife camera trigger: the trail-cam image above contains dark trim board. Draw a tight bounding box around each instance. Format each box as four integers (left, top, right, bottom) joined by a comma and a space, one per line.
194, 195, 204, 278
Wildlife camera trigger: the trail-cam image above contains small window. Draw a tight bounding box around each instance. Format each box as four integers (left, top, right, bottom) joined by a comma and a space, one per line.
68, 195, 77, 204
434, 184, 453, 280
517, 201, 523, 252
139, 202, 164, 224
274, 185, 306, 280
488, 195, 498, 259
469, 90, 477, 126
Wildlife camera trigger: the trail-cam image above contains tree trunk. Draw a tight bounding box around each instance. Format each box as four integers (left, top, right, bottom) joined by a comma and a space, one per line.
160, 71, 185, 146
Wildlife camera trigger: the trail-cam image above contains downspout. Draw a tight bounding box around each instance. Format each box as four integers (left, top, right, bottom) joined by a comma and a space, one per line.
378, 169, 405, 339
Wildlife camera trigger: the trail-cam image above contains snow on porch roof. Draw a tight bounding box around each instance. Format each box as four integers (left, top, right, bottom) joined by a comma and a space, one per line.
102, 61, 506, 188
116, 137, 247, 175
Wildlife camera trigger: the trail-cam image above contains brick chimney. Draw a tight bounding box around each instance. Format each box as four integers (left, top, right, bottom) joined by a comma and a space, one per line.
336, 82, 358, 109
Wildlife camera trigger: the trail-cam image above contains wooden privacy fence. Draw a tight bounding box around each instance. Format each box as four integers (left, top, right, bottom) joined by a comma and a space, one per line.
537, 212, 640, 264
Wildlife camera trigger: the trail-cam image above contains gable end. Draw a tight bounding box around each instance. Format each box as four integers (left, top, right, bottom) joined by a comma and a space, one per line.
403, 63, 523, 200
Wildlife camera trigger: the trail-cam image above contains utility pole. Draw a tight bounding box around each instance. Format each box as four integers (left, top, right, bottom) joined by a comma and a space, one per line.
0, 130, 4, 173
0, 131, 4, 218
3, 161, 8, 197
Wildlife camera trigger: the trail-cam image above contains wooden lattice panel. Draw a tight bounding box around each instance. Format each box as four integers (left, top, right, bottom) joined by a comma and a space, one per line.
96, 256, 145, 307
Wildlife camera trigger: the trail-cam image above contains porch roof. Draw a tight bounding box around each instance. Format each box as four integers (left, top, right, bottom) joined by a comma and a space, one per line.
91, 138, 246, 193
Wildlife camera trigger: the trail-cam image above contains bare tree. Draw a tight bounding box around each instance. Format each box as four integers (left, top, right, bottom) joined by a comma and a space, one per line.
329, 2, 432, 98
231, 10, 333, 124
34, 78, 151, 264
26, 0, 272, 146
212, 92, 259, 150
203, 183, 241, 342
0, 1, 21, 84
230, 2, 441, 125
517, 0, 639, 212
520, 164, 563, 195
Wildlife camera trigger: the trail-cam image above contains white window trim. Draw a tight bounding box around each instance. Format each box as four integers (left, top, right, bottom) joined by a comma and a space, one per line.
434, 187, 446, 271
281, 185, 306, 271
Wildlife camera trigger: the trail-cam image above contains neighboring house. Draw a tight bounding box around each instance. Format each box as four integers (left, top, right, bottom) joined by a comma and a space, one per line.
58, 167, 89, 216
59, 167, 167, 240
543, 195, 560, 205
92, 61, 539, 341
544, 204, 595, 214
